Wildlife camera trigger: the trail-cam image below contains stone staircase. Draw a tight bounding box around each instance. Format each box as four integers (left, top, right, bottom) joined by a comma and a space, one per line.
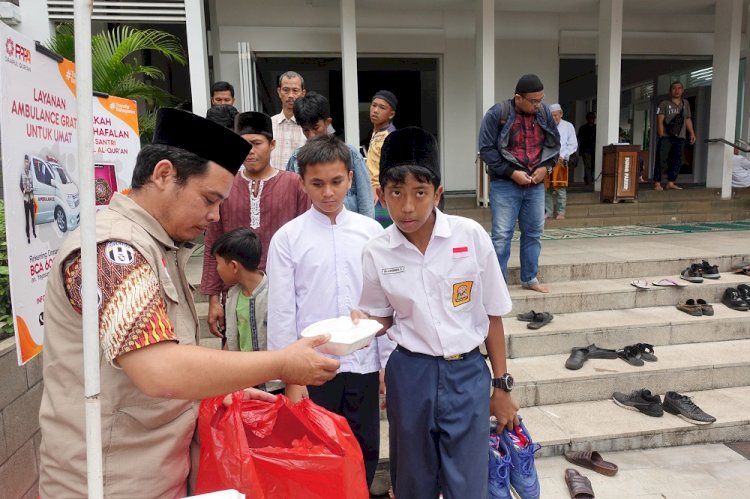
502, 235, 750, 458
186, 222, 750, 466
446, 186, 750, 230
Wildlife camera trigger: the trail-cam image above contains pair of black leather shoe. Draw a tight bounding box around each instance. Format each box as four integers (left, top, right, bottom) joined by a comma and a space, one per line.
722, 285, 750, 311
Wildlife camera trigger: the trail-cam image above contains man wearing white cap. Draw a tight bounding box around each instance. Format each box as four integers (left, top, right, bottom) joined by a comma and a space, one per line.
545, 104, 577, 220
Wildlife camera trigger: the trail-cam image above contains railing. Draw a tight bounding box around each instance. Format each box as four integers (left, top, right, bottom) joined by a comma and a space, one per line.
705, 138, 750, 153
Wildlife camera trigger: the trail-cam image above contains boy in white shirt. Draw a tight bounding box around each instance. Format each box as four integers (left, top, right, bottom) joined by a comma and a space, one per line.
266, 134, 392, 487
354, 127, 520, 499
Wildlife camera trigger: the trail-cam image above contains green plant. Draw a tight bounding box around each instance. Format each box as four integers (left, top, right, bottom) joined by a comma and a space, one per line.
0, 200, 15, 339
45, 23, 188, 143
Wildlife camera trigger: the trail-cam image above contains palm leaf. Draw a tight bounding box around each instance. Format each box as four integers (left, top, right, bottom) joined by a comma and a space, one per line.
44, 24, 187, 139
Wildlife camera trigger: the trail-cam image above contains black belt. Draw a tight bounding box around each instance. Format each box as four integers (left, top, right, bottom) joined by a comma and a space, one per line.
396, 345, 480, 361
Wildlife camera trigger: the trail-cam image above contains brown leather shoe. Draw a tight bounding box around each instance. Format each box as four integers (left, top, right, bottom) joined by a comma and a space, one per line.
677, 299, 703, 316
565, 468, 595, 498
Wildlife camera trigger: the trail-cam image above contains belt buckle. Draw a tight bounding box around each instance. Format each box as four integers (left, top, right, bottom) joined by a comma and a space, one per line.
444, 353, 464, 361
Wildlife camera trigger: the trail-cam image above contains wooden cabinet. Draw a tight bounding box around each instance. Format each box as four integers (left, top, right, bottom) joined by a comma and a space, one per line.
600, 145, 641, 203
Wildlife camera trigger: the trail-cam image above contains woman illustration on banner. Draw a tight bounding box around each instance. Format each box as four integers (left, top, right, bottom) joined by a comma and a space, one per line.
20, 154, 36, 244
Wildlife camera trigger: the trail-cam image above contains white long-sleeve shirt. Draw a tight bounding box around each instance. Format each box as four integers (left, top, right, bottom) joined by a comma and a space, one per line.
267, 206, 393, 373
557, 119, 578, 160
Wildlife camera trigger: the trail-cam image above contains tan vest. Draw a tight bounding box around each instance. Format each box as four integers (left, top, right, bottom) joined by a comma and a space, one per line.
39, 194, 200, 498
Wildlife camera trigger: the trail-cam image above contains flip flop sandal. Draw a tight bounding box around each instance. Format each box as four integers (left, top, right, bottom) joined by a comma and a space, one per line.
630, 279, 650, 290
616, 345, 644, 366
631, 343, 658, 362
564, 450, 619, 476
565, 468, 595, 499
527, 312, 553, 330
653, 278, 687, 287
697, 299, 714, 316
517, 310, 537, 322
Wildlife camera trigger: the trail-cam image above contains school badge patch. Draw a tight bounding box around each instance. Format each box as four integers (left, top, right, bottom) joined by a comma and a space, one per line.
452, 281, 473, 307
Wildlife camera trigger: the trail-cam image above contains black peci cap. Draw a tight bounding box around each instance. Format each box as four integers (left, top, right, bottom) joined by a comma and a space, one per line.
235, 111, 273, 138
153, 108, 250, 175
379, 127, 440, 186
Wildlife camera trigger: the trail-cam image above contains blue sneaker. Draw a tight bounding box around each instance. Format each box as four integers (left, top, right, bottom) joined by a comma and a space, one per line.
500, 418, 541, 499
488, 431, 512, 499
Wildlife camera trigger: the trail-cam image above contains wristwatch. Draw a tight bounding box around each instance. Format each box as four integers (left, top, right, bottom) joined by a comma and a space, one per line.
491, 373, 514, 392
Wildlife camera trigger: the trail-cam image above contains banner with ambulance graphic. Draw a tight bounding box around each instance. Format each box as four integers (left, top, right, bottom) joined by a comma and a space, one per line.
0, 24, 140, 365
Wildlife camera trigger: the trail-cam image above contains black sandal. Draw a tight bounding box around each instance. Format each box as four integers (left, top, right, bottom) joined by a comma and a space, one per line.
517, 310, 537, 322
630, 343, 657, 362
616, 345, 644, 366
527, 312, 553, 330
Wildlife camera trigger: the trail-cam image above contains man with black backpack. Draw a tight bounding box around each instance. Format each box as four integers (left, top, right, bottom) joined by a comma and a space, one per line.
479, 74, 560, 293
654, 81, 696, 191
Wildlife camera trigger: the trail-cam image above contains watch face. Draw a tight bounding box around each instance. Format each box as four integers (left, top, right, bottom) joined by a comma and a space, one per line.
493, 374, 514, 391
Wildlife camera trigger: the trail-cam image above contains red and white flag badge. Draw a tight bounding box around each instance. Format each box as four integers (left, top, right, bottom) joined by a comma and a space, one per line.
452, 246, 469, 258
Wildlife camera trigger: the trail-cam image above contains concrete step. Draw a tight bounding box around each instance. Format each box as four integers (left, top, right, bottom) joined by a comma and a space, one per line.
506, 271, 750, 316
523, 385, 750, 458
535, 443, 750, 498
445, 187, 750, 230
194, 278, 750, 339
511, 255, 747, 286
509, 339, 750, 407
377, 386, 750, 460
504, 305, 750, 358
472, 210, 750, 230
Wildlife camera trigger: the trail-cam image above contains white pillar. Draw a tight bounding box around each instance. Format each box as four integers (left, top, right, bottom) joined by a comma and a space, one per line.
707, 0, 742, 198
475, 0, 494, 205
185, 0, 211, 117
594, 0, 623, 192
743, 4, 750, 146
476, 0, 495, 116
340, 0, 360, 146
16, 0, 52, 41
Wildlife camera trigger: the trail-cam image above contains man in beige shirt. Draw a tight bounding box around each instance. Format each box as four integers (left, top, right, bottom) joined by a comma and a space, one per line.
38, 108, 339, 498
270, 71, 307, 168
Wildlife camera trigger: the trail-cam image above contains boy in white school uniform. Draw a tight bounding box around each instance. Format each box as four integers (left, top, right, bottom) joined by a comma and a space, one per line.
353, 127, 520, 499
266, 134, 392, 487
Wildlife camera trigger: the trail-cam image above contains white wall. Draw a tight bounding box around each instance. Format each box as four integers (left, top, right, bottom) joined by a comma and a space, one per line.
16, 0, 52, 41
494, 39, 560, 105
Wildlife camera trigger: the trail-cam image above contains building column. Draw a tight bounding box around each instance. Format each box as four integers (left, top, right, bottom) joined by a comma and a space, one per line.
475, 0, 494, 205
594, 0, 623, 192
743, 4, 750, 145
707, 0, 742, 198
185, 0, 210, 117
340, 0, 360, 146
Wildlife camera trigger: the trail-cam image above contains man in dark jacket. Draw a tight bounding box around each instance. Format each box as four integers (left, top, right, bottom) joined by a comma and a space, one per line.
479, 74, 560, 293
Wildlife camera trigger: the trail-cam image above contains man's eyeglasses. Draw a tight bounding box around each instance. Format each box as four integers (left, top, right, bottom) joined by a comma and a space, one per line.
520, 94, 544, 106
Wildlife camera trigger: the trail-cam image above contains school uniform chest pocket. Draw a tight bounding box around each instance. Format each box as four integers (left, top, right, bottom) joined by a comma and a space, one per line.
443, 274, 479, 311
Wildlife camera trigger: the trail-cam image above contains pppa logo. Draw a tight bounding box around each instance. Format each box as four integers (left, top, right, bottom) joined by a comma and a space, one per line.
5, 37, 31, 64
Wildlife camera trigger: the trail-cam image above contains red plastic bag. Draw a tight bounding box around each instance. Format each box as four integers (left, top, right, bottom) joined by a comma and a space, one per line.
194, 393, 370, 499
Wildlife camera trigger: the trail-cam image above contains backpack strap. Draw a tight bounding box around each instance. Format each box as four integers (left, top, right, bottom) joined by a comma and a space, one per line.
498, 99, 510, 127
